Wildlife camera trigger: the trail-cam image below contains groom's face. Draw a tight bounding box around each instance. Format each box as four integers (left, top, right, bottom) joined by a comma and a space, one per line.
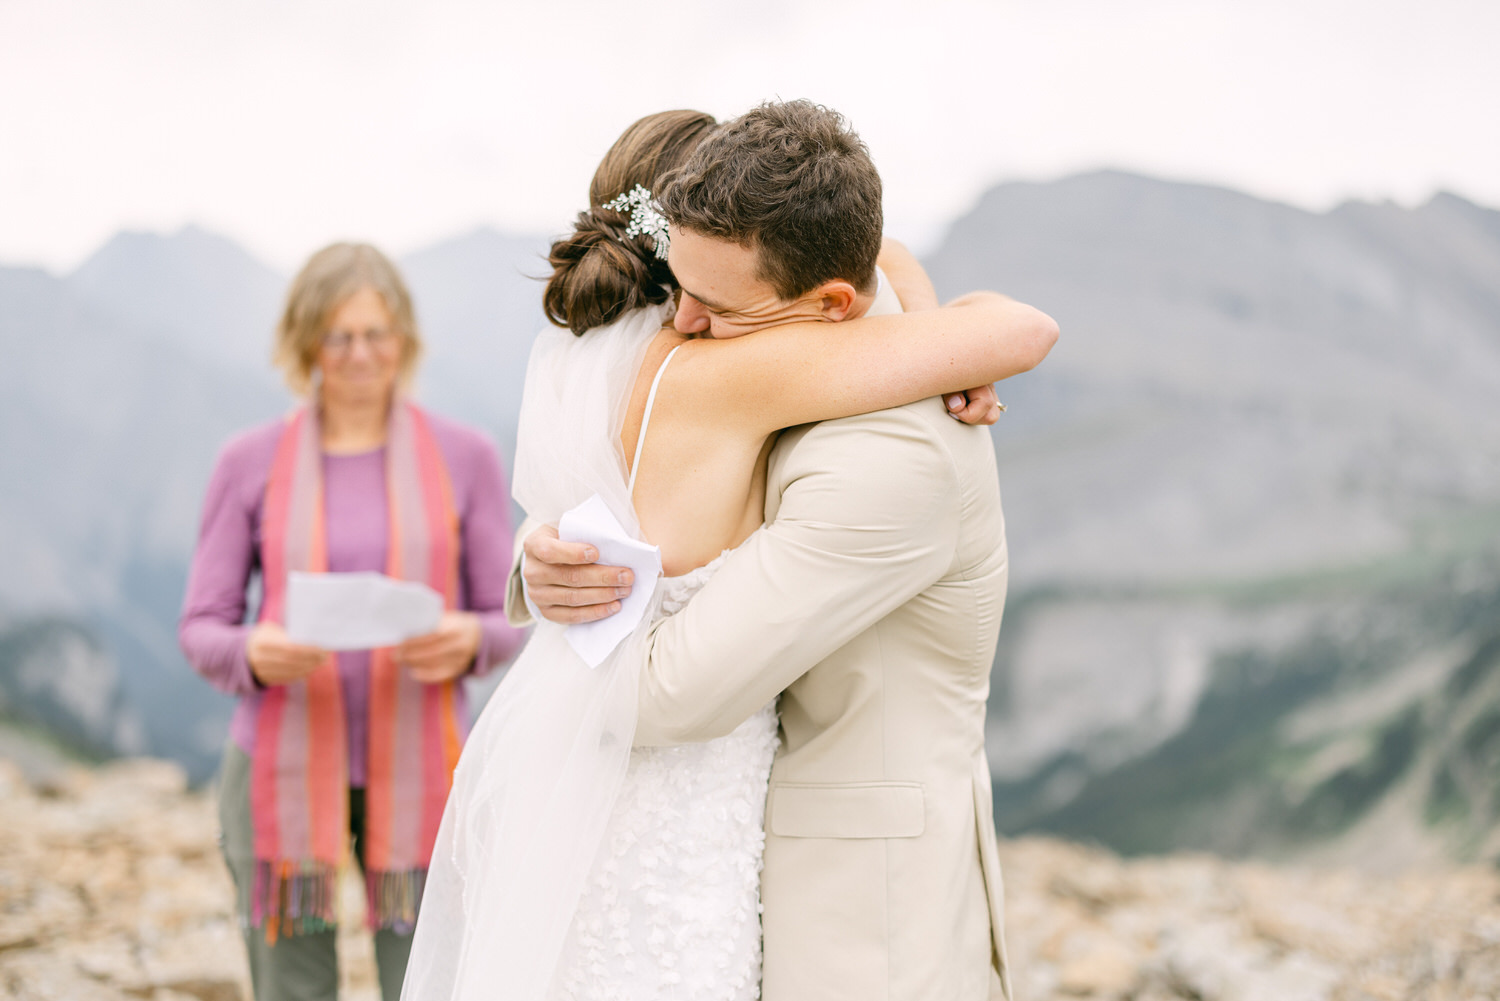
668, 225, 827, 340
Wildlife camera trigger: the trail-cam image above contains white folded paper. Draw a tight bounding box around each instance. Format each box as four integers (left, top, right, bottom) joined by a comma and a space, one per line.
557, 494, 663, 668
284, 571, 444, 650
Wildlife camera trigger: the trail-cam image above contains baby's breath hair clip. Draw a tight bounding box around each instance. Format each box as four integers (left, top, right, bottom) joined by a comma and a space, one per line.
605, 184, 671, 260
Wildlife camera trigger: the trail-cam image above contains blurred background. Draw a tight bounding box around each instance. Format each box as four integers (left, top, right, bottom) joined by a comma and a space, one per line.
3, 0, 1499, 875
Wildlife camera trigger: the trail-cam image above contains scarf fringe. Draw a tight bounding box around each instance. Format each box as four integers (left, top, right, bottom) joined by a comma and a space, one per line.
252, 859, 339, 944
366, 867, 427, 935
249, 862, 430, 942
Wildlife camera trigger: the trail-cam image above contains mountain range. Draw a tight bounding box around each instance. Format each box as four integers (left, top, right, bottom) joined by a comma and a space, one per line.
3, 170, 1498, 865
925, 172, 1500, 865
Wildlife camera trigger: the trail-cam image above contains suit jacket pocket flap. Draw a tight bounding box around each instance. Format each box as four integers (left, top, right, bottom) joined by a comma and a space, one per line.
769, 782, 925, 839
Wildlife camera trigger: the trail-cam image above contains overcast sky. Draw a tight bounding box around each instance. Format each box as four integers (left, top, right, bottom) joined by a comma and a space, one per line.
2, 0, 1496, 273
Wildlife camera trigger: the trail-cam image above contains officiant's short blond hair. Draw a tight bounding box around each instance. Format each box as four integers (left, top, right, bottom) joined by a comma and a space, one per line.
273, 242, 424, 395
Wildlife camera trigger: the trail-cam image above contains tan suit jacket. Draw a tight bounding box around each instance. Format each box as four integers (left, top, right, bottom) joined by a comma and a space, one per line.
637, 291, 1011, 1001
505, 283, 1013, 1000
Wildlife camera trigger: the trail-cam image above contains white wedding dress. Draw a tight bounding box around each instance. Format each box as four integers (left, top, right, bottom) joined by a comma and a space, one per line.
549, 552, 779, 1001
550, 342, 779, 1000
402, 305, 778, 1001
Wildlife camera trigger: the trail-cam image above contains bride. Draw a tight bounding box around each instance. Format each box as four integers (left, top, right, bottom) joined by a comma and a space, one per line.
401, 109, 1055, 1001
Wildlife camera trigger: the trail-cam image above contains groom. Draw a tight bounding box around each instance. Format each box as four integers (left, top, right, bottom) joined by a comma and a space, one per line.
512, 100, 1053, 1001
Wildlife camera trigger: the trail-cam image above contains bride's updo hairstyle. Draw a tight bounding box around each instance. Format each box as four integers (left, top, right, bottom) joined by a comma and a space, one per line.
544, 109, 717, 336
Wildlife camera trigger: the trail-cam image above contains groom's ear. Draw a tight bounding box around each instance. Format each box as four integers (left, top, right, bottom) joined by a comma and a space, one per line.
813, 280, 860, 322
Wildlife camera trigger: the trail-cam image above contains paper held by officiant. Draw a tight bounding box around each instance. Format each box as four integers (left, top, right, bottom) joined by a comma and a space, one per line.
557, 494, 663, 668
284, 571, 444, 650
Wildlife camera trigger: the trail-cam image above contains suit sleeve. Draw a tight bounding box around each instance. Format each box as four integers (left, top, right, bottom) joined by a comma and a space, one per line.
635, 410, 962, 746
458, 437, 527, 673
504, 515, 539, 628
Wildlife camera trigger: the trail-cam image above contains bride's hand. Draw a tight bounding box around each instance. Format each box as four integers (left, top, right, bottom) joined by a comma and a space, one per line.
945, 383, 1005, 426
523, 525, 633, 624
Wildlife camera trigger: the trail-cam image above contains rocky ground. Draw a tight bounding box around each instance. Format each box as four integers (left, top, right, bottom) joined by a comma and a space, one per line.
2, 757, 1499, 1001
0, 758, 377, 1001
1001, 841, 1500, 1000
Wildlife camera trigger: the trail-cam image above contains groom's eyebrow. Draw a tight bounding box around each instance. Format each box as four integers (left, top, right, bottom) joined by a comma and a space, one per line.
680, 285, 732, 313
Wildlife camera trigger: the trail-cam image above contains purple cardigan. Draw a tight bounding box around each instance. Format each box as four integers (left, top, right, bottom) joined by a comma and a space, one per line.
179, 411, 526, 786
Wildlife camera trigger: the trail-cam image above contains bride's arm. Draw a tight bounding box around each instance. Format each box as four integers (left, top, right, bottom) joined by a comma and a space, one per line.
675, 287, 1057, 437
878, 238, 939, 311
879, 239, 1005, 425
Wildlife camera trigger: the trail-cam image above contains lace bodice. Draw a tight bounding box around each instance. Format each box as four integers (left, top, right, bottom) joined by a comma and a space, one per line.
657, 549, 729, 614
548, 550, 779, 1001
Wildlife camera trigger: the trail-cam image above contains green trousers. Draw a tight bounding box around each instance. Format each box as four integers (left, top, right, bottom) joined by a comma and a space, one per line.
217, 745, 414, 1001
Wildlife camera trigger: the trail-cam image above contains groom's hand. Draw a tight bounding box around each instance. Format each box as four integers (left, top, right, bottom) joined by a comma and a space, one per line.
946, 383, 1005, 426
522, 524, 633, 624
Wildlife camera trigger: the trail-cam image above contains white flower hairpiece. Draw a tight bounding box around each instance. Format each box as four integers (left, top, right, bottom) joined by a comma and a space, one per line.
604, 184, 670, 260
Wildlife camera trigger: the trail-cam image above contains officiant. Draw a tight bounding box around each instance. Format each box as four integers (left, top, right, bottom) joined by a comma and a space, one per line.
178, 241, 524, 1001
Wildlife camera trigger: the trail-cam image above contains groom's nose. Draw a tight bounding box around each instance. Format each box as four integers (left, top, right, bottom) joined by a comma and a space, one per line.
674, 294, 712, 335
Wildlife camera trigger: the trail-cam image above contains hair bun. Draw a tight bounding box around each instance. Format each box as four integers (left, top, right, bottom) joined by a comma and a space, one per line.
543, 208, 673, 336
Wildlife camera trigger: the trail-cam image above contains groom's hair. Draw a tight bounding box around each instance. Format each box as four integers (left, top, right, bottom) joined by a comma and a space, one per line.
660, 100, 883, 300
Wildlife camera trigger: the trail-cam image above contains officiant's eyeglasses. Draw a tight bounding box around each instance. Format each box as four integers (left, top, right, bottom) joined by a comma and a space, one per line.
321, 327, 401, 357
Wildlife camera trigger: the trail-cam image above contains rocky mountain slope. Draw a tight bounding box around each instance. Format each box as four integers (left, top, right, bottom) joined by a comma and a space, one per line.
0, 258, 280, 773
927, 172, 1500, 584
3, 757, 1498, 1001
921, 172, 1500, 863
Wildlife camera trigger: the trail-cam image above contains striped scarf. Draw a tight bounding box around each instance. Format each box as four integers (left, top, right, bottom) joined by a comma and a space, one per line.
251, 400, 465, 942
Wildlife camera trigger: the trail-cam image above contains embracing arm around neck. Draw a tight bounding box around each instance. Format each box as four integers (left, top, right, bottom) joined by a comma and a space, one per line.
667, 291, 1058, 438
877, 238, 941, 312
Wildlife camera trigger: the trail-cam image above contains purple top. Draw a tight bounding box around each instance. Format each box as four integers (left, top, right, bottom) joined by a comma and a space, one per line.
178, 411, 526, 787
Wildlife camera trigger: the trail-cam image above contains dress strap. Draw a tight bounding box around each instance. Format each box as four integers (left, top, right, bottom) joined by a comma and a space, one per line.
628, 343, 685, 496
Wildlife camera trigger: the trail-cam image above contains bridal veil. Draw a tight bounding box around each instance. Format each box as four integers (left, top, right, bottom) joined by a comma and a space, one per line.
401, 304, 671, 1001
